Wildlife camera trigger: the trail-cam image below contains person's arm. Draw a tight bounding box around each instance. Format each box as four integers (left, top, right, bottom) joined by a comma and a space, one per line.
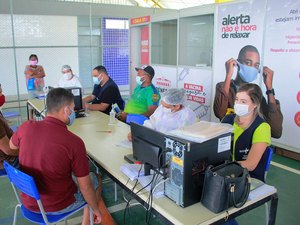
77, 175, 102, 224
83, 95, 95, 104
262, 66, 283, 138
143, 105, 157, 118
86, 102, 110, 112
9, 138, 19, 151
213, 58, 237, 120
33, 66, 46, 78
239, 142, 267, 171
0, 135, 18, 156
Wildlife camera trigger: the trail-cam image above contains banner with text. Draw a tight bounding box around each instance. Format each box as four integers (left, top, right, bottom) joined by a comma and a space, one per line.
263, 0, 300, 152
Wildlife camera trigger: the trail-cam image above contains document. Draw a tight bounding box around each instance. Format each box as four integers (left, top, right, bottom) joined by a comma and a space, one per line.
120, 164, 144, 181
138, 174, 165, 199
116, 140, 132, 149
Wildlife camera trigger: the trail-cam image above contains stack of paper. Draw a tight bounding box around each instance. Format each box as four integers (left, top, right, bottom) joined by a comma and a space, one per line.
120, 164, 144, 181
138, 174, 165, 199
116, 140, 132, 149
168, 121, 233, 143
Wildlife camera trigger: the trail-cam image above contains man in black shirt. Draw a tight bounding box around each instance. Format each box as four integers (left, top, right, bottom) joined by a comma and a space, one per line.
83, 65, 124, 115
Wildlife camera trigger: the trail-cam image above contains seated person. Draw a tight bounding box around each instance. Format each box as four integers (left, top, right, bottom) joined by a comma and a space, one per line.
0, 110, 18, 170
9, 88, 115, 224
58, 65, 82, 88
118, 65, 160, 122
0, 84, 5, 116
83, 65, 124, 115
128, 88, 197, 141
222, 83, 271, 182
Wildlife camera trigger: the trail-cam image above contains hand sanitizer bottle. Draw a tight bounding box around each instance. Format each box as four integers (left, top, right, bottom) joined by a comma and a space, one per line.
109, 109, 116, 124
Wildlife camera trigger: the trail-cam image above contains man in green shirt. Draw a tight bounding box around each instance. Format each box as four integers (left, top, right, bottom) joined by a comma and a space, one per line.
119, 65, 160, 122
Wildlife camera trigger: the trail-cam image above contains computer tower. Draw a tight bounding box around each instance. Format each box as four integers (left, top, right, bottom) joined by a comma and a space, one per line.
164, 133, 231, 208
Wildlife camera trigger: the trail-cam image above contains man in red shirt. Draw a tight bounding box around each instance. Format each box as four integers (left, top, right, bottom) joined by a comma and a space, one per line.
10, 88, 103, 224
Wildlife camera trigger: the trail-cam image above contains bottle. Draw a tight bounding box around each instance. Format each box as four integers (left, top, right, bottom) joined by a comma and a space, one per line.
112, 103, 121, 116
109, 109, 116, 124
27, 78, 35, 91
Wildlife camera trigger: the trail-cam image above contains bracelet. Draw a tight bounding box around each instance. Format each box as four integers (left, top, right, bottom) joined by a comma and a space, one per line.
266, 88, 275, 95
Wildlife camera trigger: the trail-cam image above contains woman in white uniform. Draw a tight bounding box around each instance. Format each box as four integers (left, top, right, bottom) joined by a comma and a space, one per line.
58, 65, 82, 88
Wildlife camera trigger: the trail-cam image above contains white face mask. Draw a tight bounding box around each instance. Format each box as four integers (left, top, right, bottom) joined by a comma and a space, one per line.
63, 73, 72, 80
162, 107, 172, 114
234, 103, 250, 117
136, 76, 145, 85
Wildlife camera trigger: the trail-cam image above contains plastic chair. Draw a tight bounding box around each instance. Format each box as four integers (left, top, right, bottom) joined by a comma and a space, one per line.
264, 146, 274, 225
0, 168, 6, 177
3, 161, 92, 225
126, 114, 148, 125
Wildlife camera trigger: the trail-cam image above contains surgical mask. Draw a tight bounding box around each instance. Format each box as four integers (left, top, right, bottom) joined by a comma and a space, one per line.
234, 103, 250, 117
29, 60, 38, 66
92, 75, 103, 85
136, 76, 145, 85
162, 107, 172, 114
63, 73, 72, 80
65, 107, 76, 126
237, 61, 259, 83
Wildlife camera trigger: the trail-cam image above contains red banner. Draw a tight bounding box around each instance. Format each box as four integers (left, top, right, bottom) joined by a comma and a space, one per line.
130, 16, 150, 25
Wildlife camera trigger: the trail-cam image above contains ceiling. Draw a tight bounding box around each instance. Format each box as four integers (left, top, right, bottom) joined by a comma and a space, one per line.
56, 0, 215, 10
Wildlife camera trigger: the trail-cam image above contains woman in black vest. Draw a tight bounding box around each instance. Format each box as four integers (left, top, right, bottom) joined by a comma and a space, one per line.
222, 83, 271, 182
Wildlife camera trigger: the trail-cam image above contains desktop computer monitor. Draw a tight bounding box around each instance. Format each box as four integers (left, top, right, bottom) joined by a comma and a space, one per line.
130, 122, 167, 176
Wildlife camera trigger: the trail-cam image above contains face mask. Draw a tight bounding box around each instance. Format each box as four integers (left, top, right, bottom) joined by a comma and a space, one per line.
63, 73, 72, 80
234, 103, 250, 117
30, 60, 38, 66
237, 61, 259, 83
162, 107, 172, 114
92, 75, 103, 85
136, 76, 145, 85
65, 107, 76, 126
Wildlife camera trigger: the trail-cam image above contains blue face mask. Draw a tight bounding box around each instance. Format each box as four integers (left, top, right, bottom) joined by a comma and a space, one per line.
237, 61, 259, 83
93, 76, 100, 85
65, 107, 76, 126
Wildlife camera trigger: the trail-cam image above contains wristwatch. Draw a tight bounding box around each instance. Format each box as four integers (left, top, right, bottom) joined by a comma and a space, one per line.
266, 88, 275, 95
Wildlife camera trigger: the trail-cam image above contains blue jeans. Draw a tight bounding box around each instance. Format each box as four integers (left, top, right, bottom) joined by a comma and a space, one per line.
46, 172, 99, 215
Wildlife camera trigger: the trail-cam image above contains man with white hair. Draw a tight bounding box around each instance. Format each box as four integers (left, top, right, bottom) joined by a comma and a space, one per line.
144, 88, 197, 133
58, 65, 82, 88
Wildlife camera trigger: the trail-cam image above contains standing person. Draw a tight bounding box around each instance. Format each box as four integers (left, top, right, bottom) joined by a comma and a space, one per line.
24, 54, 46, 98
83, 65, 124, 115
118, 65, 160, 122
213, 45, 283, 138
9, 88, 115, 225
58, 65, 82, 88
222, 83, 271, 182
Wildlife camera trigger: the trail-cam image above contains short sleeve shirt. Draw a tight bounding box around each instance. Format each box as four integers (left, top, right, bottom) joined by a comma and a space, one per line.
10, 117, 89, 212
92, 78, 124, 114
0, 115, 14, 169
124, 84, 160, 114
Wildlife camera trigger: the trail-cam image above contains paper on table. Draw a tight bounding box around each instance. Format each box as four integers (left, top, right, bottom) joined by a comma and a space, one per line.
248, 184, 277, 201
168, 121, 233, 143
138, 174, 165, 199
116, 140, 132, 149
120, 164, 144, 181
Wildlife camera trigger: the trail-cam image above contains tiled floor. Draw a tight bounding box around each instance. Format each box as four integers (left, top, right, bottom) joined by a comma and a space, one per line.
0, 106, 299, 225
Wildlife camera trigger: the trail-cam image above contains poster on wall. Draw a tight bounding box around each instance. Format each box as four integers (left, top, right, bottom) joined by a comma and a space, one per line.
152, 65, 177, 94
178, 67, 212, 121
140, 26, 149, 65
213, 0, 266, 121
263, 0, 300, 152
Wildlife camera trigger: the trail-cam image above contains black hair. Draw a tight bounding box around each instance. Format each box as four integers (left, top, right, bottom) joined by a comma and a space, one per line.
237, 45, 259, 62
46, 88, 74, 113
29, 54, 38, 61
93, 65, 108, 75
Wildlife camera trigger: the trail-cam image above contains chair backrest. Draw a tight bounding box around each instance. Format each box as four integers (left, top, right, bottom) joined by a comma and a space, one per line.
265, 146, 273, 173
126, 114, 148, 125
4, 161, 40, 200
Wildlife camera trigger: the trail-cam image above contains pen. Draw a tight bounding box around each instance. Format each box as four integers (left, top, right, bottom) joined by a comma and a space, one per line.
96, 130, 112, 133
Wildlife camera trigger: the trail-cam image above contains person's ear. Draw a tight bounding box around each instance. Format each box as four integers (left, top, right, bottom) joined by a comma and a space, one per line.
173, 104, 181, 111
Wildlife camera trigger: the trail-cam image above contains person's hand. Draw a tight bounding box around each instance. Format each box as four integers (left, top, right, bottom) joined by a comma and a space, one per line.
117, 111, 127, 122
127, 132, 132, 142
0, 86, 2, 95
225, 58, 237, 80
92, 209, 102, 224
85, 103, 90, 110
262, 66, 274, 90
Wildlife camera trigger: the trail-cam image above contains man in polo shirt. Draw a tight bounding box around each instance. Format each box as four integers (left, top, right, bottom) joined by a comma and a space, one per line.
118, 65, 160, 122
9, 88, 104, 224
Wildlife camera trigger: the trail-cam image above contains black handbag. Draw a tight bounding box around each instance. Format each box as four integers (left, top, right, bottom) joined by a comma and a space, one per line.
201, 161, 251, 213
